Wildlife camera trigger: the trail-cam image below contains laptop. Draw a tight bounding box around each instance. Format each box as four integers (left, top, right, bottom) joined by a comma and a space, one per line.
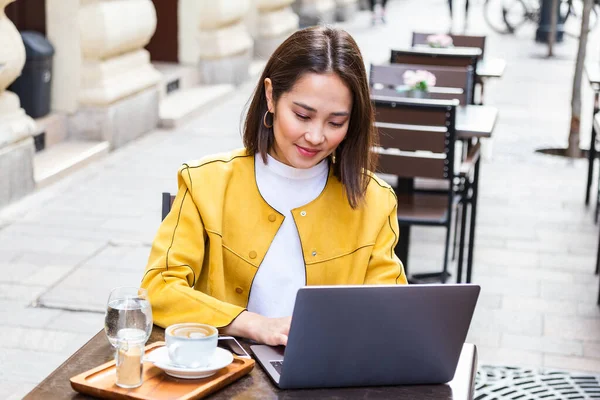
250, 284, 480, 389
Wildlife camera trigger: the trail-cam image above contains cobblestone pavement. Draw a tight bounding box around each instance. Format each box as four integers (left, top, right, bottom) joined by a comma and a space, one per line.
2, 0, 600, 398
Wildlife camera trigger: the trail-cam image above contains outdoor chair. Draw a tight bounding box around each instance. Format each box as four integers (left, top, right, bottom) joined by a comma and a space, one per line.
411, 32, 486, 60
370, 63, 474, 105
372, 97, 478, 283
390, 48, 480, 105
370, 63, 475, 262
162, 192, 175, 221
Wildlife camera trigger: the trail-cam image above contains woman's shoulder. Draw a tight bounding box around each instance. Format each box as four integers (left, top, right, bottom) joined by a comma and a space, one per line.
362, 171, 397, 209
365, 172, 396, 197
178, 148, 253, 178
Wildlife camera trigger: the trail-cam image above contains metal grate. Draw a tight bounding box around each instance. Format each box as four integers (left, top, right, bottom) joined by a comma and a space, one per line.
475, 366, 600, 400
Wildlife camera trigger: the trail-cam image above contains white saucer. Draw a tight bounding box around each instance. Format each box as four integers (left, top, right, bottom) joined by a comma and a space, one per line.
146, 346, 234, 379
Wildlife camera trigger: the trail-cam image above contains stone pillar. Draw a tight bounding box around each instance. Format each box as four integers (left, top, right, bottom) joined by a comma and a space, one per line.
254, 0, 299, 59
0, 0, 37, 207
292, 0, 336, 27
335, 0, 358, 22
195, 0, 254, 85
178, 0, 202, 66
47, 0, 161, 149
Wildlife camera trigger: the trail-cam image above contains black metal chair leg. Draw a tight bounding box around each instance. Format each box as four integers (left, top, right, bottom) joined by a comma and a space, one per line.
597, 226, 600, 304
456, 200, 468, 283
596, 170, 600, 223
441, 218, 453, 284
596, 225, 600, 276
452, 204, 461, 261
466, 159, 481, 284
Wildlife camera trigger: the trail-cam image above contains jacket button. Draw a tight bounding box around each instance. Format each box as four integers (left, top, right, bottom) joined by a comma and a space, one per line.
249, 251, 257, 259
300, 211, 307, 216
312, 251, 317, 256
235, 287, 243, 294
268, 214, 276, 222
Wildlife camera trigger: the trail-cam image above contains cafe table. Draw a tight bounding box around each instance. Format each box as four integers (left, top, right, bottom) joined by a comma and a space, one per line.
24, 326, 479, 400
476, 58, 506, 80
410, 45, 507, 79
370, 93, 498, 283
409, 45, 506, 97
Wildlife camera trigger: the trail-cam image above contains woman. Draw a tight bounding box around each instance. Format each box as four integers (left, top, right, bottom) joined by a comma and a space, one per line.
448, 0, 470, 32
141, 26, 407, 347
369, 0, 388, 24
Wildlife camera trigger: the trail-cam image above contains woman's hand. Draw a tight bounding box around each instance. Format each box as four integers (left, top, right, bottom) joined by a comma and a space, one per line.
220, 311, 291, 346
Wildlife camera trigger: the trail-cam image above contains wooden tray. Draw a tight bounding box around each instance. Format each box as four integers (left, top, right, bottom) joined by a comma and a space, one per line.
70, 341, 255, 400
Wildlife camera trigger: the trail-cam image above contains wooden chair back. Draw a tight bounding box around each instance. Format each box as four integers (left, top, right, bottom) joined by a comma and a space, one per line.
390, 48, 479, 69
161, 192, 175, 221
370, 63, 474, 104
390, 48, 479, 104
372, 97, 457, 181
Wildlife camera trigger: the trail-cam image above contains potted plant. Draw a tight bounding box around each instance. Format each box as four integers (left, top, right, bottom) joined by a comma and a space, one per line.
426, 34, 454, 48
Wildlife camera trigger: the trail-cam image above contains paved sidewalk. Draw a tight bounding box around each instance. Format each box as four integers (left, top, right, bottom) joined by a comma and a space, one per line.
2, 0, 600, 398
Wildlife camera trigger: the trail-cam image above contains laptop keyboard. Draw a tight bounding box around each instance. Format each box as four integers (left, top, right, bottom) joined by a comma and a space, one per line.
270, 360, 284, 375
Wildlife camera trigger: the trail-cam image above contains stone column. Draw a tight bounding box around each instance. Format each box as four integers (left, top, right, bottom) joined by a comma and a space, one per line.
292, 0, 336, 27
47, 0, 161, 149
335, 0, 358, 22
195, 0, 254, 85
0, 0, 37, 207
254, 0, 298, 59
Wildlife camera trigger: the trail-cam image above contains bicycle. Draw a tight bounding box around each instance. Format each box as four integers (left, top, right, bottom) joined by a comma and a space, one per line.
566, 0, 600, 36
484, 0, 598, 38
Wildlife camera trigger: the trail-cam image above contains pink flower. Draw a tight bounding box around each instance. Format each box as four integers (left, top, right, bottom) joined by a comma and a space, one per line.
426, 34, 453, 48
402, 70, 437, 90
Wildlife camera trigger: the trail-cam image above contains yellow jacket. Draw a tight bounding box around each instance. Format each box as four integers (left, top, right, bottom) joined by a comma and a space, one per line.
141, 149, 407, 328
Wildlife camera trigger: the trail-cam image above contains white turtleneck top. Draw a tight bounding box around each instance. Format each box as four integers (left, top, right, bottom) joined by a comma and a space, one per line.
246, 153, 329, 318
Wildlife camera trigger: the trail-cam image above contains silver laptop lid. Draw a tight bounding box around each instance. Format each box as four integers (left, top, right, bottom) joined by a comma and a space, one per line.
278, 284, 480, 389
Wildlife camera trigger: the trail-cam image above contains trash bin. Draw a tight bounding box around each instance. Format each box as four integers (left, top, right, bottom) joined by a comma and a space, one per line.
8, 31, 55, 119
536, 0, 566, 43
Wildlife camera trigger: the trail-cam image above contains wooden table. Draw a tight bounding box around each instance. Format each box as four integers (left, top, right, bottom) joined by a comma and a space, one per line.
408, 45, 505, 104
411, 45, 482, 58
476, 58, 506, 80
24, 327, 479, 400
410, 45, 505, 79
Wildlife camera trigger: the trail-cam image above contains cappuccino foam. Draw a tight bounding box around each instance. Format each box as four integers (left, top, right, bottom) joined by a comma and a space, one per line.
170, 325, 215, 338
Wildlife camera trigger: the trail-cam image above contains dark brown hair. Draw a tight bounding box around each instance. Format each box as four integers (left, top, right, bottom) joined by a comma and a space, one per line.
243, 26, 378, 209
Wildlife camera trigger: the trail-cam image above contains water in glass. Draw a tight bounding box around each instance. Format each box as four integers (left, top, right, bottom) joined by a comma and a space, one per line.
105, 288, 153, 347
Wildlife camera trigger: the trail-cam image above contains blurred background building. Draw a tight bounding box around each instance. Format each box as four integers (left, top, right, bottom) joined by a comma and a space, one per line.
0, 0, 360, 208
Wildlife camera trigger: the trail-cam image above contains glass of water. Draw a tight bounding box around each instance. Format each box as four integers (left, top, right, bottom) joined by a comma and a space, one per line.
104, 287, 153, 347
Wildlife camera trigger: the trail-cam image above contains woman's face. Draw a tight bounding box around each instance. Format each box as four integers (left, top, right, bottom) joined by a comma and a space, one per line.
265, 72, 353, 169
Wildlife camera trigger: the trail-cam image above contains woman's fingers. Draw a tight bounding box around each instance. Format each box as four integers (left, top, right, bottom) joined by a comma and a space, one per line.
277, 333, 288, 346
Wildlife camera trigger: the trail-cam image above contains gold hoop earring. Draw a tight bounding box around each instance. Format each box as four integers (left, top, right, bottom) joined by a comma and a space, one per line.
263, 110, 273, 129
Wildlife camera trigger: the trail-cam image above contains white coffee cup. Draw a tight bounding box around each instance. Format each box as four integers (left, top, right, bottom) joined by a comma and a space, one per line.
165, 323, 218, 368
